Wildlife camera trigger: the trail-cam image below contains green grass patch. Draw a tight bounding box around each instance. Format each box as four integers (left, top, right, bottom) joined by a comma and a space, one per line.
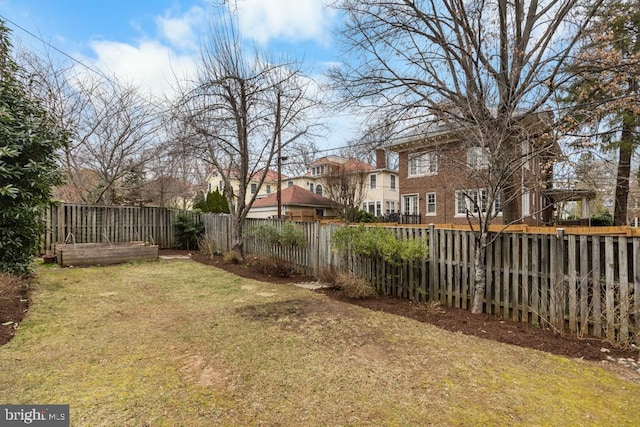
0, 259, 638, 425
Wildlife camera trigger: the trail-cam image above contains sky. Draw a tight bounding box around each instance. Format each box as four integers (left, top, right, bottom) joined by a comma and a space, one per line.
0, 0, 357, 151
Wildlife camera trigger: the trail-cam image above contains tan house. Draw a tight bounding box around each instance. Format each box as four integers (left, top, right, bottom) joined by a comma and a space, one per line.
288, 151, 400, 217
247, 185, 337, 219
387, 116, 561, 225
206, 168, 285, 205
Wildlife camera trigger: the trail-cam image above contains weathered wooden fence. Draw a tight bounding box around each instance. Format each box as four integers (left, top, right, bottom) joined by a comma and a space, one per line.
43, 203, 201, 252
203, 215, 639, 345
43, 208, 639, 344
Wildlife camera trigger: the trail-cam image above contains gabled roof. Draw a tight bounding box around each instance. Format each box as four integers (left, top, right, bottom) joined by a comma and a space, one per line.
251, 185, 334, 208
252, 168, 287, 182
308, 156, 374, 173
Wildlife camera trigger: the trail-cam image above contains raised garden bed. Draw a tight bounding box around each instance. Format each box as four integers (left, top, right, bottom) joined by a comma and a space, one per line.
54, 242, 158, 267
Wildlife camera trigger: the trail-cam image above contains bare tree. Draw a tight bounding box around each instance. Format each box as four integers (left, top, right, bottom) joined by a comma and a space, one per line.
18, 50, 161, 205
176, 10, 321, 255
331, 0, 604, 313
323, 164, 368, 221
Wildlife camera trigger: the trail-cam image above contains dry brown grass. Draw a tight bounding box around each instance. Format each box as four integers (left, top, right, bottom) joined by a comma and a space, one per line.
0, 260, 638, 426
335, 272, 378, 299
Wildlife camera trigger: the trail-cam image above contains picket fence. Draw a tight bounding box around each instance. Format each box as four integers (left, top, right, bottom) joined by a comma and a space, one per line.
41, 205, 639, 344
202, 214, 639, 344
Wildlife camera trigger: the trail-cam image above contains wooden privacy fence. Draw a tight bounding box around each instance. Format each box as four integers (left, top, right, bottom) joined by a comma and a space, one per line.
204, 215, 639, 345
43, 203, 201, 252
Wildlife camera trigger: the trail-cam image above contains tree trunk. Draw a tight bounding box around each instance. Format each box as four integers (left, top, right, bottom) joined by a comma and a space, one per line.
230, 214, 244, 257
613, 116, 634, 226
502, 177, 519, 224
471, 231, 488, 314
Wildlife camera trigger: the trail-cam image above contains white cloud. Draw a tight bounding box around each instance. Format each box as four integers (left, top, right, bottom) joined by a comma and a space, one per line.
86, 39, 197, 99
155, 6, 206, 51
235, 0, 335, 44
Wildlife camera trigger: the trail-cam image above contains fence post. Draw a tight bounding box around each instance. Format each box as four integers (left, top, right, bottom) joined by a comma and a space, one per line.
428, 224, 436, 301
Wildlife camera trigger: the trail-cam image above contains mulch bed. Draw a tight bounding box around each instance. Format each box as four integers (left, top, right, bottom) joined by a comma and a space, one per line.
186, 250, 639, 363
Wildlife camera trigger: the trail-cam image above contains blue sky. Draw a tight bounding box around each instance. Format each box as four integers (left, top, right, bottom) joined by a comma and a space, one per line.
0, 0, 355, 149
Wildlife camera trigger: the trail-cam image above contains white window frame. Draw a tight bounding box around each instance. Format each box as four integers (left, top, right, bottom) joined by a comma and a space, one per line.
455, 189, 502, 217
522, 188, 530, 216
408, 151, 438, 177
403, 194, 420, 215
467, 147, 490, 169
426, 192, 437, 216
390, 174, 396, 190
370, 174, 377, 189
266, 185, 271, 194
250, 183, 257, 194
315, 184, 323, 196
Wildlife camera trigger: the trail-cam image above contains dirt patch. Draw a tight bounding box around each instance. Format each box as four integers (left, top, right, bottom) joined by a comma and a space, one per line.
0, 273, 29, 346
183, 250, 640, 364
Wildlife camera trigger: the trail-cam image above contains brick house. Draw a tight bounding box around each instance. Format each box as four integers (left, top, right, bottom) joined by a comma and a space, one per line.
386, 115, 560, 225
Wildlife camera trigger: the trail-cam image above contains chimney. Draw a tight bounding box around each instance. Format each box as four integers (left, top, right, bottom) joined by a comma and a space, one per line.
375, 149, 386, 169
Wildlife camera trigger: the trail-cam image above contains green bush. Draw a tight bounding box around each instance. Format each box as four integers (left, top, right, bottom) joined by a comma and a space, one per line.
330, 224, 427, 261
354, 210, 378, 223
244, 221, 307, 247
590, 212, 614, 226
0, 24, 67, 274
174, 213, 204, 250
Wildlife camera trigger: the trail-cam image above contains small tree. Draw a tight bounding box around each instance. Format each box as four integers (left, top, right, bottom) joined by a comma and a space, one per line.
323, 164, 368, 222
0, 23, 67, 274
194, 189, 230, 213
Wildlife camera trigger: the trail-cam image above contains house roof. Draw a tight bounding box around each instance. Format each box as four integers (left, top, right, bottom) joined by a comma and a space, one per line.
386, 110, 557, 153
308, 156, 374, 173
208, 167, 287, 182
251, 185, 335, 208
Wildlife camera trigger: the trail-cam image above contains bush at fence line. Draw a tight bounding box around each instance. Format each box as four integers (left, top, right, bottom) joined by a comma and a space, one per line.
318, 265, 339, 285
174, 213, 204, 250
244, 221, 307, 247
197, 235, 219, 258
354, 210, 377, 223
223, 251, 243, 264
330, 224, 427, 261
335, 273, 378, 299
252, 255, 297, 277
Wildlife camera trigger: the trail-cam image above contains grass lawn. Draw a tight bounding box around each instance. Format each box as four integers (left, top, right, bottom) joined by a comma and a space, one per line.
1, 259, 639, 426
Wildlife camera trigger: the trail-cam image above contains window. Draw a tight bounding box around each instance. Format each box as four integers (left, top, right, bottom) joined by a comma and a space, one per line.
522, 188, 530, 216
308, 182, 314, 192
455, 189, 502, 216
218, 181, 224, 192
408, 152, 437, 176
426, 192, 436, 215
376, 201, 381, 216
315, 184, 323, 196
250, 183, 257, 194
266, 185, 271, 194
390, 175, 396, 190
386, 201, 395, 215
370, 174, 377, 189
287, 180, 293, 187
403, 194, 419, 215
208, 183, 212, 193
467, 147, 490, 169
